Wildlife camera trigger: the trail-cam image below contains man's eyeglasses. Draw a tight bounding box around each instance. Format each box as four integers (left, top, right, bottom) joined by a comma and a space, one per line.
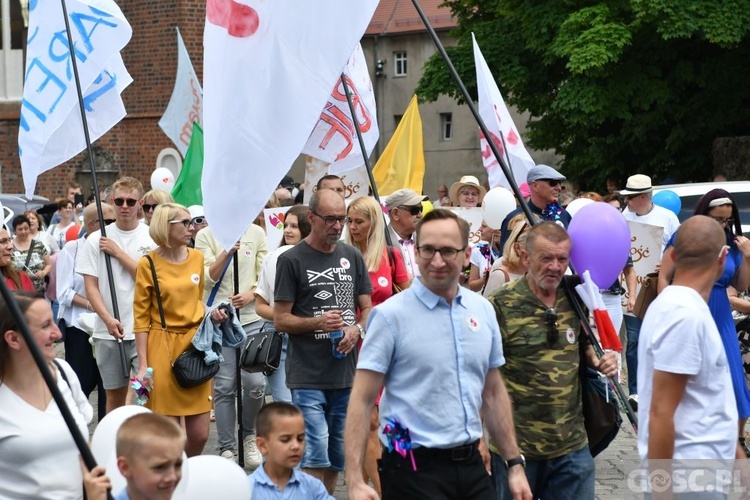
142, 203, 159, 212
103, 219, 116, 226
312, 212, 349, 226
398, 205, 423, 216
113, 198, 138, 207
191, 217, 206, 225
544, 308, 559, 346
416, 245, 466, 261
625, 194, 641, 201
710, 215, 734, 227
169, 219, 193, 228
543, 180, 561, 187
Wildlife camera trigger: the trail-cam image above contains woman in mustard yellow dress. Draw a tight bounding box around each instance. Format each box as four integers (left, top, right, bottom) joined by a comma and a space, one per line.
133, 203, 226, 456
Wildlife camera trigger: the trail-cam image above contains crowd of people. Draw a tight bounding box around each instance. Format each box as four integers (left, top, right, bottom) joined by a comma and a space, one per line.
1, 166, 749, 499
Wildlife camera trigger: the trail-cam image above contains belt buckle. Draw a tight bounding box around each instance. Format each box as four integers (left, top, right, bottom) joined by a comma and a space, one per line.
450, 444, 473, 461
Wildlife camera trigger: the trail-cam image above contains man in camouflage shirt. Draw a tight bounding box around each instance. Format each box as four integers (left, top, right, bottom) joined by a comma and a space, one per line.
488, 222, 618, 499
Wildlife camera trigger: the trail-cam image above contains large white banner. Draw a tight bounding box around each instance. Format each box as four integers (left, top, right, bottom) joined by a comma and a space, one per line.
158, 27, 202, 157
621, 220, 664, 310
302, 44, 378, 175
19, 0, 133, 197
202, 0, 379, 250
472, 33, 534, 189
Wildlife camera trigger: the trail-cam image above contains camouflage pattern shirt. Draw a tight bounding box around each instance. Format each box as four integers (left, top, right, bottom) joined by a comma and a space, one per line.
488, 276, 587, 460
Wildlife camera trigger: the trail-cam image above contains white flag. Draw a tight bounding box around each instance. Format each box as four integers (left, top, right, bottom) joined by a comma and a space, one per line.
302, 43, 379, 175
158, 28, 202, 157
19, 0, 132, 197
472, 33, 534, 189
203, 0, 379, 250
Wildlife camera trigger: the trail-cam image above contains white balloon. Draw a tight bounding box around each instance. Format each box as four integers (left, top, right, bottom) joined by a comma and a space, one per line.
151, 167, 176, 191
90, 405, 151, 466
481, 187, 517, 229
566, 198, 595, 218
106, 450, 190, 497
177, 455, 250, 500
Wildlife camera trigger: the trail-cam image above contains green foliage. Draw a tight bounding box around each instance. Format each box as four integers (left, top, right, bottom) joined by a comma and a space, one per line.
416, 0, 750, 189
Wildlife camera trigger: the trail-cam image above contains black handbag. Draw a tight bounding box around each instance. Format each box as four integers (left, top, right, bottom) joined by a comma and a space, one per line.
146, 255, 220, 388
240, 322, 283, 374
580, 343, 622, 457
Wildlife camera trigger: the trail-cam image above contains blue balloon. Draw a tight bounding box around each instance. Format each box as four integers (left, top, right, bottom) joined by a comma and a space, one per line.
653, 190, 682, 216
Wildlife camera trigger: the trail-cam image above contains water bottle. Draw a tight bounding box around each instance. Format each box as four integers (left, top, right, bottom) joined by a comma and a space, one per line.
329, 331, 346, 359
131, 367, 153, 406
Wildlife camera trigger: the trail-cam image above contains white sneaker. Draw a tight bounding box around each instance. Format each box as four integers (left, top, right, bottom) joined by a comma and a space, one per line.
244, 435, 262, 470
220, 449, 237, 462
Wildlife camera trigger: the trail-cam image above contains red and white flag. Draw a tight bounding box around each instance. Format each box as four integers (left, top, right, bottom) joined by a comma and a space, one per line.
472, 33, 534, 189
203, 0, 379, 249
302, 43, 379, 175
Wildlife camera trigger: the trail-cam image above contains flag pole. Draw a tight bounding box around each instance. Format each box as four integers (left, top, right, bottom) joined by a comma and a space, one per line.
339, 73, 393, 247
59, 0, 129, 380
0, 283, 113, 500
410, 0, 637, 428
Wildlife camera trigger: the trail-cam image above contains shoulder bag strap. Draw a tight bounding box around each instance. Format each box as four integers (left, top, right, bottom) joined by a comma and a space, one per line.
24, 240, 37, 269
207, 255, 233, 307
52, 359, 72, 391
145, 255, 166, 329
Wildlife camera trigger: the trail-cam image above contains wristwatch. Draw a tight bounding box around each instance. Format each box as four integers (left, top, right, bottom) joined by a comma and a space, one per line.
355, 323, 366, 339
505, 454, 526, 470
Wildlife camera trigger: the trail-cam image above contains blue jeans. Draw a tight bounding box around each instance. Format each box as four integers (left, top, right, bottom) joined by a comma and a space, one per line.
624, 314, 642, 395
266, 333, 291, 403
491, 446, 594, 500
291, 388, 350, 471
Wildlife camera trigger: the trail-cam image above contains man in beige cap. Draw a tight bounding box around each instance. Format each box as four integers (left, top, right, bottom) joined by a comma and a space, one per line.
619, 173, 680, 411
386, 188, 428, 277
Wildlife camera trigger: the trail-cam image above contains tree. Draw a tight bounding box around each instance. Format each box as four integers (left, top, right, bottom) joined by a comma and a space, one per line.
416, 0, 750, 189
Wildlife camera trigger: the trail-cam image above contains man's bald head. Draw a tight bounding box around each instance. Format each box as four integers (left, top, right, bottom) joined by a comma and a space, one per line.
673, 215, 726, 270
83, 202, 115, 235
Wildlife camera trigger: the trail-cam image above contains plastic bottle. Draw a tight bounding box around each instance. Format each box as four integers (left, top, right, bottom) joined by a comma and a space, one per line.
329, 331, 346, 359
131, 367, 153, 406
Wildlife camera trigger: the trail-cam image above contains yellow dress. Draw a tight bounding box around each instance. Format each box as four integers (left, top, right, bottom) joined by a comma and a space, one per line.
133, 249, 211, 416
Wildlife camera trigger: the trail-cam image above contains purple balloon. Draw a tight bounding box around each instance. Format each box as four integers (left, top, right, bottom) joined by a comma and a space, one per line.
568, 203, 631, 289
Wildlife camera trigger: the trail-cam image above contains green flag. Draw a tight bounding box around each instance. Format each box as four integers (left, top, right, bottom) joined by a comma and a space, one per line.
171, 122, 203, 206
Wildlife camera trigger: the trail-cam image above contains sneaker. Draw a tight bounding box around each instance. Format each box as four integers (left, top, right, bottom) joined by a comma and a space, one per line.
628, 394, 638, 412
220, 449, 237, 462
244, 435, 262, 470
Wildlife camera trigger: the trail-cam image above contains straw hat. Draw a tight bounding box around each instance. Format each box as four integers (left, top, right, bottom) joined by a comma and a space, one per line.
618, 174, 653, 196
449, 175, 487, 206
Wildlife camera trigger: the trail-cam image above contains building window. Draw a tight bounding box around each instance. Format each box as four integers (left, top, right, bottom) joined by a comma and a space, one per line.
0, 0, 27, 101
394, 51, 407, 77
440, 113, 453, 141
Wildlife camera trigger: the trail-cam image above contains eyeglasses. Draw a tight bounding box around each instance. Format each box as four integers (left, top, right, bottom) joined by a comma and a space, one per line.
103, 219, 116, 226
169, 219, 193, 228
312, 212, 349, 226
544, 308, 558, 346
191, 217, 206, 225
398, 205, 423, 216
0, 237, 10, 245
113, 198, 138, 207
142, 203, 158, 212
416, 245, 466, 260
710, 215, 734, 227
625, 194, 641, 201
544, 180, 562, 187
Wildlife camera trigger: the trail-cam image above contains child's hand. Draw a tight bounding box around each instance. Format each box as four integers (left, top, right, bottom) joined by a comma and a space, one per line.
80, 460, 111, 500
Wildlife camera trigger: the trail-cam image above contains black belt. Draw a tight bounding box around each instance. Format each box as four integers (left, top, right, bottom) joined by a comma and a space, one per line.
387, 440, 479, 462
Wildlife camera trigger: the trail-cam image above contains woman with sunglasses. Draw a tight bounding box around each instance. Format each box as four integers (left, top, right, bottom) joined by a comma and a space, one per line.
133, 203, 225, 457
0, 227, 34, 292
658, 188, 750, 454
11, 215, 51, 293
140, 189, 174, 225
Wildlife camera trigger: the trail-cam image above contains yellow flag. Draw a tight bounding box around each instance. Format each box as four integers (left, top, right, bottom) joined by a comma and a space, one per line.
372, 95, 425, 196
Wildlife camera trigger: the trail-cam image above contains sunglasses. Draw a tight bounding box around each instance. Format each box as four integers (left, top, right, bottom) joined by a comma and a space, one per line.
169, 219, 193, 228
398, 205, 423, 216
544, 180, 562, 187
544, 308, 559, 346
191, 217, 206, 225
113, 198, 138, 207
625, 194, 641, 201
142, 203, 159, 212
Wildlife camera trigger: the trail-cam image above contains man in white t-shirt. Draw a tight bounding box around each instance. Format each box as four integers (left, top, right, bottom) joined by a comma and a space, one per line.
638, 215, 739, 463
76, 177, 155, 414
620, 174, 680, 410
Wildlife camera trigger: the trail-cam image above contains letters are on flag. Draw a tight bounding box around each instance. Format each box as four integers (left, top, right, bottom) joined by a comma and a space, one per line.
171, 122, 203, 206
19, 0, 133, 197
472, 33, 534, 189
302, 43, 378, 175
372, 95, 426, 197
202, 0, 379, 250
159, 28, 202, 157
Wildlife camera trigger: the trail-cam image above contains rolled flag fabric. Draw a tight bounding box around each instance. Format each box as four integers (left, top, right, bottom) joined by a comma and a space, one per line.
575, 270, 623, 352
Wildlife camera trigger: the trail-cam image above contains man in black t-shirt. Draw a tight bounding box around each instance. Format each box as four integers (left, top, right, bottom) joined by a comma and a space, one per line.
274, 188, 373, 494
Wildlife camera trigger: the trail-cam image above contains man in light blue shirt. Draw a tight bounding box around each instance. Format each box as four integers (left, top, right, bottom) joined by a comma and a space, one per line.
345, 209, 531, 500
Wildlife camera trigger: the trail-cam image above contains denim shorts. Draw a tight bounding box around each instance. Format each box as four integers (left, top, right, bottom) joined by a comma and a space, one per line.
291, 388, 351, 471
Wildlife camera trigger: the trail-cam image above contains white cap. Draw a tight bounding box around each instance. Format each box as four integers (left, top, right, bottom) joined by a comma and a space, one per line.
188, 205, 204, 220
